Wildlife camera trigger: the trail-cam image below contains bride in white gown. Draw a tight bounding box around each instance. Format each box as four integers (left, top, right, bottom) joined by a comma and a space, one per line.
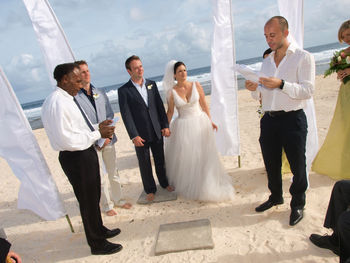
163, 60, 234, 202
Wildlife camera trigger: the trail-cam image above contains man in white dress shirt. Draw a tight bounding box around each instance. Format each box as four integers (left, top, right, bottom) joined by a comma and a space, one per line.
41, 63, 123, 255
245, 16, 315, 226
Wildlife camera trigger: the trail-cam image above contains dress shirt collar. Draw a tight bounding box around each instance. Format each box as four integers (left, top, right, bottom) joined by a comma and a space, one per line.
269, 42, 296, 61
56, 86, 74, 100
131, 78, 146, 88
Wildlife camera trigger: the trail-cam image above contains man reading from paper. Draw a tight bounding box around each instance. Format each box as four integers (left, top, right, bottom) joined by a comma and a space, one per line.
245, 16, 315, 226
41, 63, 123, 255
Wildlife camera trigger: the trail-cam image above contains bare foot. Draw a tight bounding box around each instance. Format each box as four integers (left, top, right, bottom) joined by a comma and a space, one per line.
121, 202, 132, 209
146, 193, 155, 201
106, 209, 117, 216
166, 185, 175, 192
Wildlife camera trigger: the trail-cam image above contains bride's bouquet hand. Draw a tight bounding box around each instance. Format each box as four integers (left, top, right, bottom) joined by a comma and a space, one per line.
337, 68, 350, 81
212, 122, 218, 131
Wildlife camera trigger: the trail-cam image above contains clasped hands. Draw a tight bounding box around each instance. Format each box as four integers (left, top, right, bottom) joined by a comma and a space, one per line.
99, 119, 115, 139
245, 77, 283, 91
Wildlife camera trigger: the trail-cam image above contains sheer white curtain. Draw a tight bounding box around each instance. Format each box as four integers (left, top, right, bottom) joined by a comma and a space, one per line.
0, 66, 65, 220
22, 0, 75, 87
210, 0, 240, 156
278, 0, 319, 173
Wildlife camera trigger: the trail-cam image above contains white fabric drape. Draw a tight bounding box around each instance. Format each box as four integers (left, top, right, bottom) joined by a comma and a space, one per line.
278, 0, 319, 172
0, 66, 65, 220
22, 0, 75, 87
210, 0, 240, 156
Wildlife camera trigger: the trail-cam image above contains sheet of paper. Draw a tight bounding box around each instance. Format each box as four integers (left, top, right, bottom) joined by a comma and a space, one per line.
233, 64, 265, 83
109, 116, 119, 126
97, 117, 119, 147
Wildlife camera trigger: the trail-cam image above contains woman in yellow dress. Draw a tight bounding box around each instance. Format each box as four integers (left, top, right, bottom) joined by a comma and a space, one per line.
312, 20, 350, 180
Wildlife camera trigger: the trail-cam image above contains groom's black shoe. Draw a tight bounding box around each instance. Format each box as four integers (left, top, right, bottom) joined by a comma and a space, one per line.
91, 241, 123, 255
104, 228, 121, 239
289, 208, 303, 226
255, 198, 284, 212
309, 234, 339, 255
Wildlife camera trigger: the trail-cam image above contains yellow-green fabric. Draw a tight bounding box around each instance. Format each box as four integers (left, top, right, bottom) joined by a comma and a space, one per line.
281, 149, 291, 174
312, 81, 350, 180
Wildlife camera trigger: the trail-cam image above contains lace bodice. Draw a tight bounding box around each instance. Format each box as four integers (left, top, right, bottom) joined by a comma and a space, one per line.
172, 82, 201, 118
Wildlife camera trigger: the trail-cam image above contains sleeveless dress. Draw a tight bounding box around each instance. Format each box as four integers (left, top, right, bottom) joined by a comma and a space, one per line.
165, 82, 234, 201
312, 81, 350, 180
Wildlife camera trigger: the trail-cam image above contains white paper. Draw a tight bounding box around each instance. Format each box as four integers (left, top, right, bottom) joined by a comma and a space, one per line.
97, 117, 119, 147
233, 64, 262, 83
110, 116, 119, 126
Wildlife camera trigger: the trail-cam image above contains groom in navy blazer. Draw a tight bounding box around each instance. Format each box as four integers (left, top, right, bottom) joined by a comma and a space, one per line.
118, 55, 174, 201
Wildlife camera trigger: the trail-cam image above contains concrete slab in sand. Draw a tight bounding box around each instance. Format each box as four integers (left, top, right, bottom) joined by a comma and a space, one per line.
155, 219, 214, 255
137, 186, 177, 204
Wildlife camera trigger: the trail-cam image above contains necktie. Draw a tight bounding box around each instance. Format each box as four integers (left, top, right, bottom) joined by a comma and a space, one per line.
73, 98, 95, 131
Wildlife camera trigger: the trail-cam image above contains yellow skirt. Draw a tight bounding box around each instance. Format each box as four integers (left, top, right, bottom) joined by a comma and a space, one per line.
312, 81, 350, 180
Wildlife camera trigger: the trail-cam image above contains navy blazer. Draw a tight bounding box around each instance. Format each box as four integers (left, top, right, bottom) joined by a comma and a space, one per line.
118, 79, 168, 142
75, 84, 117, 144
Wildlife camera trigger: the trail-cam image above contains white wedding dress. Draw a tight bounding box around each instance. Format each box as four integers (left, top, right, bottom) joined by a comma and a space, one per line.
165, 82, 234, 201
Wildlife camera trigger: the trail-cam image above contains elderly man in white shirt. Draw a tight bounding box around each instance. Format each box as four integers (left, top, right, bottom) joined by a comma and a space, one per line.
245, 16, 315, 226
41, 63, 123, 255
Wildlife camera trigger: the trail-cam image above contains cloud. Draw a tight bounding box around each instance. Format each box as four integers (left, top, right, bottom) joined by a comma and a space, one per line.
129, 7, 145, 21
5, 54, 49, 92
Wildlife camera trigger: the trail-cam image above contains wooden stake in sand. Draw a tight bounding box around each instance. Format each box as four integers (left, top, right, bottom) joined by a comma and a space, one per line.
65, 215, 74, 233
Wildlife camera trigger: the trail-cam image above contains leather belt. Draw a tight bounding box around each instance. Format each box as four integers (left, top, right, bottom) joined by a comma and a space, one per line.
265, 109, 302, 117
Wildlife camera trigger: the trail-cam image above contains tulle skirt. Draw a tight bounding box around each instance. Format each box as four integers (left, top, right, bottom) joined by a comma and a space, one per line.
165, 111, 234, 201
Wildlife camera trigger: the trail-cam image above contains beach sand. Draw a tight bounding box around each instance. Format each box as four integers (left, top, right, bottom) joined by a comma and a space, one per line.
0, 75, 341, 262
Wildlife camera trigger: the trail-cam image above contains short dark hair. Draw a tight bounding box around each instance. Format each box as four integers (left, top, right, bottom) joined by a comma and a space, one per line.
266, 16, 289, 32
75, 60, 88, 66
125, 55, 141, 70
174, 61, 186, 74
263, 48, 272, 58
53, 63, 79, 83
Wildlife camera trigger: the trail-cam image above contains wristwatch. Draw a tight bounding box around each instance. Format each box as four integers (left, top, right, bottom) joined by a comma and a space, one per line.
279, 79, 285, 90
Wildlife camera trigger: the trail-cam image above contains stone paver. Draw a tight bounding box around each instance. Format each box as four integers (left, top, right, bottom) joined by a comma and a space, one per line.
137, 185, 177, 204
155, 218, 214, 255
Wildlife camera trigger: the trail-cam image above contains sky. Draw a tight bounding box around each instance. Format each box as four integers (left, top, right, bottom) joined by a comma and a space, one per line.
0, 0, 349, 104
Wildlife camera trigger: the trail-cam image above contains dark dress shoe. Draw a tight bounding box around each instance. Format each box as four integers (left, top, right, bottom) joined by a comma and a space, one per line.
104, 228, 121, 239
289, 208, 303, 226
309, 234, 339, 255
255, 198, 284, 212
91, 241, 123, 255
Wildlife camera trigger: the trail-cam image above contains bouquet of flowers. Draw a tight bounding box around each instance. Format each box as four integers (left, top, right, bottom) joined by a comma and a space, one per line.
324, 49, 350, 84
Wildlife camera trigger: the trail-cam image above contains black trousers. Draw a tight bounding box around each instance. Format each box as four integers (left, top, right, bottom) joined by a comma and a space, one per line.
324, 180, 350, 262
59, 146, 108, 249
135, 137, 169, 194
0, 238, 10, 263
259, 109, 308, 209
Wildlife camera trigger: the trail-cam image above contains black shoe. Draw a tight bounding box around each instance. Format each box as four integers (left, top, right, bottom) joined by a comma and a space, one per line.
104, 228, 121, 239
91, 241, 123, 255
309, 234, 339, 255
255, 198, 284, 212
289, 208, 303, 226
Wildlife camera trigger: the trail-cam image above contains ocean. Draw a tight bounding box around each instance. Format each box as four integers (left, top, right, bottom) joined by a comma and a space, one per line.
22, 42, 344, 130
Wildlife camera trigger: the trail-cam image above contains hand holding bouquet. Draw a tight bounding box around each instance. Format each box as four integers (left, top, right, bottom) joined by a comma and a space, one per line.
324, 49, 350, 84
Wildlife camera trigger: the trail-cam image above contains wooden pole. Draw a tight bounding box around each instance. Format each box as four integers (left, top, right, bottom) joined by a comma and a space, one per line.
65, 214, 74, 233
238, 155, 241, 168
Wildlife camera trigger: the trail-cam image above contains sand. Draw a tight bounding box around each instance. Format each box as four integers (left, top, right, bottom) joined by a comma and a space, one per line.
0, 75, 341, 262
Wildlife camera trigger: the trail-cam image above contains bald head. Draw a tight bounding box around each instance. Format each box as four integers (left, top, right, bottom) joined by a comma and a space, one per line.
265, 16, 289, 33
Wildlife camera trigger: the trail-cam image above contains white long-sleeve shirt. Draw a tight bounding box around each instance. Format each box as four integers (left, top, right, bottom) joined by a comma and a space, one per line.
41, 87, 101, 151
252, 43, 315, 112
